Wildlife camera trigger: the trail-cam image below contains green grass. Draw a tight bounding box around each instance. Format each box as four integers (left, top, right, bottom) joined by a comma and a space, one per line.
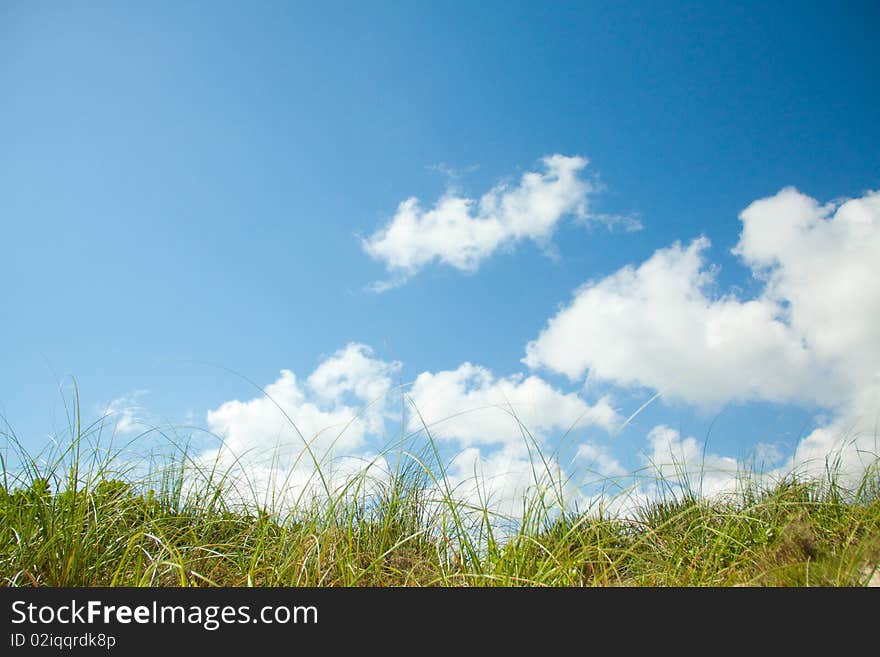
1, 398, 878, 587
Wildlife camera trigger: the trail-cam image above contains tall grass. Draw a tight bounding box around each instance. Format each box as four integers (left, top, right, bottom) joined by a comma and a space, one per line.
1, 393, 878, 587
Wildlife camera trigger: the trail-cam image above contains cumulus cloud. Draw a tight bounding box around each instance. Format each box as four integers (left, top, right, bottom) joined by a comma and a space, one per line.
407, 362, 619, 450
306, 343, 400, 410
642, 425, 741, 498
523, 236, 819, 405
197, 343, 621, 512
199, 344, 398, 506
441, 445, 572, 519
362, 155, 597, 287
206, 348, 393, 459
575, 442, 626, 478
401, 363, 626, 518
525, 187, 880, 479
582, 425, 744, 517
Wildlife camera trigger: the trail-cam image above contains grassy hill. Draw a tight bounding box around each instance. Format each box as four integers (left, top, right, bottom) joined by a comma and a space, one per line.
2, 430, 878, 587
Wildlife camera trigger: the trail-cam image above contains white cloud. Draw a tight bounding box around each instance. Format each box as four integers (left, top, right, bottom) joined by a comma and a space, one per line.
196, 344, 626, 513
736, 188, 880, 376
403, 364, 623, 519
643, 425, 741, 498
407, 362, 619, 450
582, 426, 743, 517
198, 344, 619, 514
525, 187, 880, 480
195, 449, 393, 511
439, 445, 574, 520
306, 343, 400, 416
752, 442, 785, 467
786, 406, 879, 481
199, 343, 399, 507
206, 368, 365, 457
583, 212, 643, 233
575, 442, 626, 478
206, 343, 398, 458
524, 236, 818, 405
101, 391, 149, 436
362, 155, 595, 285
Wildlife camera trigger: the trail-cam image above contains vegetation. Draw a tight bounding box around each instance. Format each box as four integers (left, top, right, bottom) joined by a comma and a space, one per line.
1, 399, 878, 587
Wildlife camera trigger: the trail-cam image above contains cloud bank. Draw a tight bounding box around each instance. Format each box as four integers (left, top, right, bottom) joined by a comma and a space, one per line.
194, 185, 879, 515
526, 187, 880, 478
198, 344, 617, 513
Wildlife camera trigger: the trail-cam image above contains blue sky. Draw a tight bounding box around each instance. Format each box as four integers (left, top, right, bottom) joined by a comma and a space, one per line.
2, 1, 878, 507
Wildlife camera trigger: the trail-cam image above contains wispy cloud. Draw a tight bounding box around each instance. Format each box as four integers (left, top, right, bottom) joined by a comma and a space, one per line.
583, 211, 643, 233
100, 390, 150, 436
